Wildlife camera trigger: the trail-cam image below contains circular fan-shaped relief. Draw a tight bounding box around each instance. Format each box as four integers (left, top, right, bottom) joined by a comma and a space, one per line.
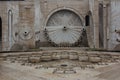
45, 10, 84, 46
19, 26, 33, 40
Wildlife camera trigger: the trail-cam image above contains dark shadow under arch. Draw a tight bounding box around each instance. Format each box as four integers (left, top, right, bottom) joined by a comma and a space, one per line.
85, 15, 90, 26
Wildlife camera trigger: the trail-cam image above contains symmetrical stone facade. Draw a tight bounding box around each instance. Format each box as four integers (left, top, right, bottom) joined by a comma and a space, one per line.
0, 0, 120, 51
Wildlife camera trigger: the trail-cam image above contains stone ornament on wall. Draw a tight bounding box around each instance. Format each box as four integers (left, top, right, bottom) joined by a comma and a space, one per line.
45, 10, 84, 46
19, 25, 33, 41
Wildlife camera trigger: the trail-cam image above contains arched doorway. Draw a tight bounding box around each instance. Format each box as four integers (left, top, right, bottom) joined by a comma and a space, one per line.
45, 9, 88, 47
0, 17, 2, 50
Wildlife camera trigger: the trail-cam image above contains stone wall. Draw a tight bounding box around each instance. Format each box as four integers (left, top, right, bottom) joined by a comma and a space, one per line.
0, 2, 8, 51
0, 0, 119, 51
108, 0, 120, 50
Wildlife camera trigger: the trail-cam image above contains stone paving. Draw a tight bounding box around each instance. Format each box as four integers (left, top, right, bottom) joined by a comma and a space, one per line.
0, 50, 120, 80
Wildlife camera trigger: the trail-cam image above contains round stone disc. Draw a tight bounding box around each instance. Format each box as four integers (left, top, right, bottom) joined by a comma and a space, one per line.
46, 10, 83, 46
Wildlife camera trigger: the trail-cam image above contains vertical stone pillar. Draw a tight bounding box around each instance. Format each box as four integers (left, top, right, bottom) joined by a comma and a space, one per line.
34, 0, 43, 31
103, 4, 108, 49
93, 1, 100, 48
7, 2, 19, 50
87, 0, 95, 48
34, 0, 43, 48
103, 0, 110, 49
8, 10, 13, 50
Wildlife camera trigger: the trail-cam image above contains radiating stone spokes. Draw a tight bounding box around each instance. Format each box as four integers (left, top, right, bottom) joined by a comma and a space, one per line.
45, 10, 83, 46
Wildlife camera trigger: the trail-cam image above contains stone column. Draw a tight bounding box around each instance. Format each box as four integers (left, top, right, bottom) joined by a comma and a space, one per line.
0, 2, 8, 51
93, 1, 100, 48
103, 2, 109, 49
34, 0, 43, 31
34, 0, 44, 47
8, 10, 13, 50
7, 2, 19, 50
87, 0, 94, 48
